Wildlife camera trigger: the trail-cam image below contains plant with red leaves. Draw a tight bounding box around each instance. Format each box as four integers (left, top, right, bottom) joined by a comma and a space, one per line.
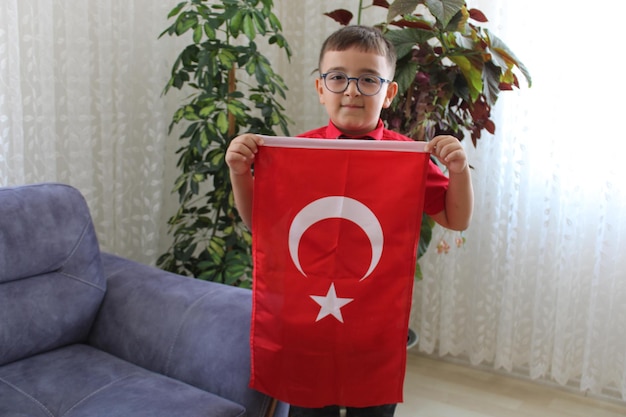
325, 1, 531, 277
325, 0, 531, 146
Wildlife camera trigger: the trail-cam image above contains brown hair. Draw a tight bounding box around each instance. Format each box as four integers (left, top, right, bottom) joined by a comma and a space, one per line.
318, 25, 397, 76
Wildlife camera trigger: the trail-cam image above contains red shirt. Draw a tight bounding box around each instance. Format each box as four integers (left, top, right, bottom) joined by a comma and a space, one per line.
297, 120, 448, 215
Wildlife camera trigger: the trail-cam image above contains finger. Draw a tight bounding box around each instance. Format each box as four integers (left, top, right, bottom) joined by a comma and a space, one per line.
251, 134, 265, 147
424, 135, 454, 153
433, 139, 461, 158
229, 142, 256, 159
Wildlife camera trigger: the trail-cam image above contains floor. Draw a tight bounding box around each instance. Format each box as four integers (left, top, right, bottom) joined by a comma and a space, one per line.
395, 353, 626, 417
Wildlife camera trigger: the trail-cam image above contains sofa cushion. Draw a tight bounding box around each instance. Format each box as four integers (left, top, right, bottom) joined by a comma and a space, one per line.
0, 184, 105, 366
0, 183, 103, 283
0, 344, 246, 417
90, 253, 277, 416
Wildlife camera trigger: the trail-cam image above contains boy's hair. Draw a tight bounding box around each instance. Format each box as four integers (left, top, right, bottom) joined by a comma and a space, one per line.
318, 25, 397, 77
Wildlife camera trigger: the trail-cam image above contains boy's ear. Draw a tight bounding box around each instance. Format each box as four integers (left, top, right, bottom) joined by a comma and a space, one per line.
383, 81, 398, 108
315, 78, 325, 104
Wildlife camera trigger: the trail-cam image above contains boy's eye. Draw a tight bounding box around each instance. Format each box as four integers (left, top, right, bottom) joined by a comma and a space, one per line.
329, 73, 346, 81
360, 75, 379, 85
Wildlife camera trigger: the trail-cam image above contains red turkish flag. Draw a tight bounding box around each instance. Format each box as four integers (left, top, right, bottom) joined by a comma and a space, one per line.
250, 136, 430, 408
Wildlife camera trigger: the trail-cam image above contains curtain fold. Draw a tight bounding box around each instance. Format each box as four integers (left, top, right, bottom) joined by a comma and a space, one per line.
0, 0, 180, 264
415, 0, 626, 399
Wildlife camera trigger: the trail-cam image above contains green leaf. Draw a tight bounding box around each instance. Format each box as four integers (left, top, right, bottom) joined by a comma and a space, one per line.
243, 14, 256, 40
204, 22, 216, 39
387, 0, 421, 22
230, 11, 244, 36
190, 178, 199, 195
208, 148, 225, 167
414, 261, 423, 280
218, 49, 236, 68
245, 59, 256, 76
172, 107, 185, 123
216, 111, 229, 134
180, 123, 197, 140
183, 105, 201, 121
181, 242, 197, 262
268, 12, 283, 31
418, 213, 435, 258
225, 262, 247, 281
385, 28, 435, 59
199, 103, 217, 118
394, 61, 419, 94
226, 102, 246, 118
424, 0, 465, 27
209, 236, 226, 258
488, 31, 532, 87
252, 11, 268, 35
167, 1, 186, 19
193, 25, 203, 43
449, 54, 483, 101
482, 61, 502, 106
175, 12, 198, 36
200, 129, 209, 149
198, 269, 217, 281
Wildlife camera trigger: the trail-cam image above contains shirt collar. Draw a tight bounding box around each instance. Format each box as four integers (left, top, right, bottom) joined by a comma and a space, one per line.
327, 119, 385, 140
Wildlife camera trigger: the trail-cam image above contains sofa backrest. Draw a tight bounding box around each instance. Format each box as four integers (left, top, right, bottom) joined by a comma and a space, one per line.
0, 183, 105, 366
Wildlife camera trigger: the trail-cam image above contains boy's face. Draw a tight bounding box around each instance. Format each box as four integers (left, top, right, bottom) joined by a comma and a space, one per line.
316, 48, 398, 136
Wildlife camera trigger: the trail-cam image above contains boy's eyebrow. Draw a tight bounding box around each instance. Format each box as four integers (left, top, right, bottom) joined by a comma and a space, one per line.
324, 66, 384, 76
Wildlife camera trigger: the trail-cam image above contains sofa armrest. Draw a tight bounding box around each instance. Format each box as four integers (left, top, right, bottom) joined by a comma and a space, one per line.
89, 253, 286, 417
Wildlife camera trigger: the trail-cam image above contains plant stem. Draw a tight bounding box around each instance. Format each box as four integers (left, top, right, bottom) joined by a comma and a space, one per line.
357, 0, 363, 25
228, 67, 236, 137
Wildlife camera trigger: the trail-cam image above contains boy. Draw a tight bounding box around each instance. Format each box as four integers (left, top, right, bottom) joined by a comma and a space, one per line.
226, 25, 473, 417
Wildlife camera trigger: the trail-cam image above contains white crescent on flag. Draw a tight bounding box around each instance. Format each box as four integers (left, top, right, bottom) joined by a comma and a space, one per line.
288, 196, 384, 281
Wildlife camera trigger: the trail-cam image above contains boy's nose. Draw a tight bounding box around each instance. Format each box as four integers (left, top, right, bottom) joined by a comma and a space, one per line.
344, 79, 360, 96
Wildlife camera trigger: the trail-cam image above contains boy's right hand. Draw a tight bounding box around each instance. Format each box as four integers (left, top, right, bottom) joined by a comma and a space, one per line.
225, 134, 264, 175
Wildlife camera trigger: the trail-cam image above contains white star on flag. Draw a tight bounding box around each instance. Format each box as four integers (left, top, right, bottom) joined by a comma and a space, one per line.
310, 283, 354, 323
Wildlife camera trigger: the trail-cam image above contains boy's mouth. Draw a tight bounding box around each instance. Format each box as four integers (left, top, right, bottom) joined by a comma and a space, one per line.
341, 103, 363, 109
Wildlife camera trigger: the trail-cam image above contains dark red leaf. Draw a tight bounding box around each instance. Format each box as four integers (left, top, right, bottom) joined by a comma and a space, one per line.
469, 8, 488, 23
471, 127, 480, 146
498, 82, 513, 91
323, 9, 353, 26
372, 0, 390, 9
470, 100, 490, 120
485, 119, 496, 134
389, 18, 432, 30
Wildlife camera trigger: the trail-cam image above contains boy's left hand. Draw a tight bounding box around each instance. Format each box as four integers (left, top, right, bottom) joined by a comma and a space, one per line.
424, 135, 468, 174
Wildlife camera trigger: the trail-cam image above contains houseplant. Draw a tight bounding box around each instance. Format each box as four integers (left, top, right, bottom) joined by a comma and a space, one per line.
324, 0, 532, 278
157, 0, 292, 287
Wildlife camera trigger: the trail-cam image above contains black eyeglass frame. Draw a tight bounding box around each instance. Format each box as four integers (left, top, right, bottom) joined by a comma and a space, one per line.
320, 71, 392, 96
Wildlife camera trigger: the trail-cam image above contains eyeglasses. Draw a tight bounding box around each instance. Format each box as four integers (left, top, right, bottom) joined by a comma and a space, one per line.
320, 71, 391, 96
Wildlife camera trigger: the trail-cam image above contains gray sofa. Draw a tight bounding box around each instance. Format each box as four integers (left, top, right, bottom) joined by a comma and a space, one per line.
0, 183, 288, 417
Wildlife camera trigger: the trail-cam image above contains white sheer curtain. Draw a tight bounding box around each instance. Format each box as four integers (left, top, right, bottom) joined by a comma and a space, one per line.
415, 0, 626, 400
272, 1, 626, 399
3, 0, 626, 400
0, 0, 181, 264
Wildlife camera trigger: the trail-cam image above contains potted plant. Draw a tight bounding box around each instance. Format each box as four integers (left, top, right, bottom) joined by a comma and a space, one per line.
324, 0, 531, 278
157, 0, 292, 287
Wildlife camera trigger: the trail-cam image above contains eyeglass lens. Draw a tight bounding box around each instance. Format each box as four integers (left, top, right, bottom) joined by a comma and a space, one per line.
323, 71, 384, 96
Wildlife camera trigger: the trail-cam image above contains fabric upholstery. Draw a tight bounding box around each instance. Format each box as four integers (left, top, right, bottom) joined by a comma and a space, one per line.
0, 183, 105, 366
89, 253, 273, 417
0, 344, 245, 417
0, 183, 288, 417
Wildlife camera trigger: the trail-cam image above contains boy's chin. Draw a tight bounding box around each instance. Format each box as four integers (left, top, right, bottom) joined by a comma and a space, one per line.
333, 122, 374, 137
